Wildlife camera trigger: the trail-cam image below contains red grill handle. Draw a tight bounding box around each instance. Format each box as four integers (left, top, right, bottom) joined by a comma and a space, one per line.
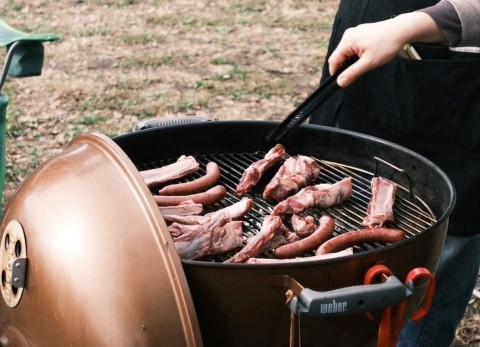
362, 265, 436, 347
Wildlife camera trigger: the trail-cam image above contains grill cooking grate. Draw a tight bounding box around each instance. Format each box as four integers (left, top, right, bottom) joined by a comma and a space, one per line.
141, 150, 437, 262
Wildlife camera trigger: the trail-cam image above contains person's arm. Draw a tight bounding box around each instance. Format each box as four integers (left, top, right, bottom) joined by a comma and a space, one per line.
329, 12, 445, 88
447, 0, 480, 46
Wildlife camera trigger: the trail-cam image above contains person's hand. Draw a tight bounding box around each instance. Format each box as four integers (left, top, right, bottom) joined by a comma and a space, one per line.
329, 20, 404, 87
329, 12, 445, 87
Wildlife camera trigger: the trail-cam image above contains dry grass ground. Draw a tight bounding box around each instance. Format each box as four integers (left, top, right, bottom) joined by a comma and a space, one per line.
1, 0, 479, 345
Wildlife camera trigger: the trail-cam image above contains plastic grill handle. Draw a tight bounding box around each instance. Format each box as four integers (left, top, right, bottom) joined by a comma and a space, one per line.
133, 115, 209, 131
289, 276, 411, 317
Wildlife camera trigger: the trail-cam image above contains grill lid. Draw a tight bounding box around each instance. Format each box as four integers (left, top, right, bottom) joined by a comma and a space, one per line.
0, 132, 202, 347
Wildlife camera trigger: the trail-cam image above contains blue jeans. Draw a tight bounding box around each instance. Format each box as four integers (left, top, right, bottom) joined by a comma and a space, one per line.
397, 234, 480, 347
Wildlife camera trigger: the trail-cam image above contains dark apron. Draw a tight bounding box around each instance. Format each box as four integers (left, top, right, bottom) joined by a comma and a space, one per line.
310, 0, 480, 237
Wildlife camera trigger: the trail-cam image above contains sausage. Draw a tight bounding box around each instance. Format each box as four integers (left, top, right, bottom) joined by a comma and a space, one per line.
273, 215, 335, 259
315, 227, 405, 255
158, 162, 221, 196
154, 185, 227, 207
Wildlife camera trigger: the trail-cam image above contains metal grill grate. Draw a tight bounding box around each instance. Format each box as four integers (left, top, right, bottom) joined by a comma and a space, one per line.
142, 150, 437, 261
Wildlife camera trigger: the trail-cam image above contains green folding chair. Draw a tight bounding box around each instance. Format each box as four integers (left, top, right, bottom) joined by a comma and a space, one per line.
0, 19, 59, 211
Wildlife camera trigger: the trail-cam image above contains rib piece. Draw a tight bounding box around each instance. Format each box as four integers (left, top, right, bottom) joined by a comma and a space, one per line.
272, 177, 352, 215
173, 213, 243, 260
236, 144, 285, 196
259, 224, 300, 253
363, 177, 398, 228
263, 155, 321, 202
141, 155, 199, 187
207, 197, 253, 220
225, 215, 283, 263
163, 198, 253, 225
159, 200, 203, 220
168, 211, 231, 238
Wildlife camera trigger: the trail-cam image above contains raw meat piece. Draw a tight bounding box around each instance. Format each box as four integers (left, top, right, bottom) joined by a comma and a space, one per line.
206, 197, 253, 220
163, 198, 253, 225
291, 214, 317, 238
263, 155, 321, 202
259, 224, 300, 253
141, 155, 199, 187
272, 177, 352, 215
159, 200, 203, 220
173, 213, 243, 260
169, 211, 231, 238
363, 177, 398, 228
236, 144, 285, 196
225, 215, 283, 263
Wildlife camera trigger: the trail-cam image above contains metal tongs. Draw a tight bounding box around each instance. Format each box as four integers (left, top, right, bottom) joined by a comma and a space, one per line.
266, 56, 358, 142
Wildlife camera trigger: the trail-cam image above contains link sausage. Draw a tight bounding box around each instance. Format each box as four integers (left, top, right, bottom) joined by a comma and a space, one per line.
154, 185, 227, 207
273, 215, 335, 259
315, 227, 405, 255
158, 162, 221, 196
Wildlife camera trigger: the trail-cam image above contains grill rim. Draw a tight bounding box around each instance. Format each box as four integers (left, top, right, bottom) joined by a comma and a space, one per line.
113, 120, 456, 266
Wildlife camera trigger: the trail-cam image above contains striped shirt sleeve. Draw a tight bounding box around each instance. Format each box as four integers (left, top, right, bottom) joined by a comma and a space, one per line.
420, 0, 480, 47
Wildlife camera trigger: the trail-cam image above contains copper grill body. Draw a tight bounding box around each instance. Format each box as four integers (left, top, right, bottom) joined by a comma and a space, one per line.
0, 121, 455, 347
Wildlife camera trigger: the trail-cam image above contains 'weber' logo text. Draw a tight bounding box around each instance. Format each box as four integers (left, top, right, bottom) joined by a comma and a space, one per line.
320, 300, 348, 314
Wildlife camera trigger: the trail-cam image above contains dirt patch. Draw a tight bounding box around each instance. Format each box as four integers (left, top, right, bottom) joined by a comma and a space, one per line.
2, 0, 479, 345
